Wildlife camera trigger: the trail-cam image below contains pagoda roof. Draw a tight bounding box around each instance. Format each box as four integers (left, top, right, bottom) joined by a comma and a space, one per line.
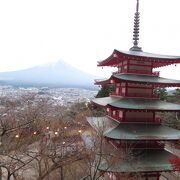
98, 49, 180, 67
95, 74, 180, 87
95, 77, 110, 85
105, 123, 180, 140
98, 149, 173, 173
87, 116, 180, 140
92, 97, 180, 111
87, 116, 119, 133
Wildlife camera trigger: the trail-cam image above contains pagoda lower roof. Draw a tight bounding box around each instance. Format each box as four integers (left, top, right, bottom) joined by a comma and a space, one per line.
87, 116, 180, 140
98, 49, 180, 67
95, 74, 180, 87
98, 149, 173, 173
92, 97, 180, 111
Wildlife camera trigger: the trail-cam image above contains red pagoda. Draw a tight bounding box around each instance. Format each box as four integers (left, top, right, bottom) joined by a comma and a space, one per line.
87, 0, 180, 179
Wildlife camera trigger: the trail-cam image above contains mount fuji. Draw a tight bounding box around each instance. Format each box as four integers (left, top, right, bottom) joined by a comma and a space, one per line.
0, 61, 96, 88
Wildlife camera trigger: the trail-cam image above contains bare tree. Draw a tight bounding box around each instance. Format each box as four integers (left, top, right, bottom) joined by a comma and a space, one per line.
79, 116, 145, 180
0, 95, 87, 179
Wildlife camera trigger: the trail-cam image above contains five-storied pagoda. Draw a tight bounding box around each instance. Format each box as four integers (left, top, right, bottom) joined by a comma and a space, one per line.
87, 0, 180, 179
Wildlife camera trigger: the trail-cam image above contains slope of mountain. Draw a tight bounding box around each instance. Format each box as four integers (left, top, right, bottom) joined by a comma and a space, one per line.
0, 61, 96, 88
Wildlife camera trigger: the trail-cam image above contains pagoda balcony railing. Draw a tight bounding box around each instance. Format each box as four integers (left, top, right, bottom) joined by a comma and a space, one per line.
106, 115, 122, 122
110, 92, 159, 99
109, 92, 121, 96
107, 140, 164, 149
128, 93, 150, 98
107, 115, 162, 124
153, 94, 159, 98
110, 92, 127, 97
113, 70, 160, 76
123, 118, 154, 122
128, 70, 152, 75
155, 117, 161, 124
127, 93, 159, 98
112, 71, 121, 75
122, 119, 161, 124
152, 71, 160, 76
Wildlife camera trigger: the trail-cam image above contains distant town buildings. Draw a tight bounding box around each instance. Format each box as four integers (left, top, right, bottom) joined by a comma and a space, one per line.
0, 85, 97, 106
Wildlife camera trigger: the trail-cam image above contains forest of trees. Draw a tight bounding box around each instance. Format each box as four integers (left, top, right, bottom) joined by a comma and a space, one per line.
0, 87, 180, 179
0, 93, 111, 180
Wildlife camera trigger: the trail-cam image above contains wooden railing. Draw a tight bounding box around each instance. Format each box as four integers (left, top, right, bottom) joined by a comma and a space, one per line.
110, 92, 159, 99
128, 93, 159, 98
155, 117, 161, 124
112, 70, 160, 76
106, 115, 122, 122
112, 71, 121, 75
128, 69, 152, 75
152, 71, 160, 76
107, 115, 161, 124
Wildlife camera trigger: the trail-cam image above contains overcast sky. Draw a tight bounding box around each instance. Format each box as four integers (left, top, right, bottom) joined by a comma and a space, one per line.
0, 0, 180, 79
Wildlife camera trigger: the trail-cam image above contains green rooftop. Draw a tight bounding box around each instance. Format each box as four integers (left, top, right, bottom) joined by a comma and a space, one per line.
113, 74, 180, 85
87, 116, 119, 133
105, 123, 180, 140
92, 97, 180, 111
95, 74, 180, 86
99, 149, 173, 173
87, 117, 180, 140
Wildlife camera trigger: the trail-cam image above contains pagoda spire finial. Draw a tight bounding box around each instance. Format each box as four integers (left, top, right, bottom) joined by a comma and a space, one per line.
130, 0, 142, 51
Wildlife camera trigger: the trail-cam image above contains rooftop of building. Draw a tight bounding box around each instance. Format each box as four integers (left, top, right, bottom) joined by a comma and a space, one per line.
98, 148, 173, 173
97, 49, 180, 67
92, 97, 180, 111
87, 116, 180, 140
95, 73, 180, 87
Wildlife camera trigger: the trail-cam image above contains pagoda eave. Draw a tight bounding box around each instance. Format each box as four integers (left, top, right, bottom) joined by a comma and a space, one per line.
100, 169, 174, 174
104, 125, 180, 141
87, 117, 180, 141
92, 97, 180, 112
95, 73, 180, 87
95, 78, 111, 85
98, 149, 173, 173
97, 50, 119, 67
108, 105, 180, 112
98, 49, 180, 68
